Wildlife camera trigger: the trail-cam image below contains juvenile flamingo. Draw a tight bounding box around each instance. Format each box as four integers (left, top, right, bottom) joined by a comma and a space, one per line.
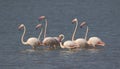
38, 16, 63, 48
18, 24, 42, 50
59, 18, 79, 50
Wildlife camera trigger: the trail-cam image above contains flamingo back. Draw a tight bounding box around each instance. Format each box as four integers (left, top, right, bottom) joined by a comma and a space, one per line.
42, 37, 58, 46
63, 40, 78, 48
27, 37, 40, 46
75, 38, 88, 48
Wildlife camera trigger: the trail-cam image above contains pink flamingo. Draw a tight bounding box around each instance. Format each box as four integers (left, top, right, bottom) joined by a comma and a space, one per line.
59, 36, 79, 50
75, 21, 105, 48
59, 18, 79, 50
74, 22, 88, 48
35, 24, 43, 45
38, 16, 63, 49
18, 24, 42, 50
79, 22, 105, 47
87, 37, 105, 47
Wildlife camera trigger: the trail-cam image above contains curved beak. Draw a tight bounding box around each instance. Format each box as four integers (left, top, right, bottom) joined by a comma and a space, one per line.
80, 21, 86, 28
38, 16, 46, 21
72, 18, 78, 24
36, 24, 42, 30
97, 41, 105, 46
18, 26, 22, 30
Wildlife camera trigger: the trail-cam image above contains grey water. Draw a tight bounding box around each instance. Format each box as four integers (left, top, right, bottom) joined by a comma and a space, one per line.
0, 0, 120, 69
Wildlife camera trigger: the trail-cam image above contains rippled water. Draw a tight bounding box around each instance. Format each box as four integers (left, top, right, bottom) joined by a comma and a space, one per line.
0, 0, 120, 69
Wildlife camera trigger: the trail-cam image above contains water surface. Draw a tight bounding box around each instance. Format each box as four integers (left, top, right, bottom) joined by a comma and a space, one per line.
0, 0, 120, 69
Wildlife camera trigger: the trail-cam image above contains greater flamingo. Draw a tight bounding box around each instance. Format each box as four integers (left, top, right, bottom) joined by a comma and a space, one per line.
75, 21, 105, 48
79, 22, 105, 47
59, 18, 79, 50
18, 24, 42, 50
35, 24, 43, 46
59, 35, 79, 50
74, 22, 88, 48
68, 18, 88, 48
38, 16, 63, 49
87, 37, 105, 47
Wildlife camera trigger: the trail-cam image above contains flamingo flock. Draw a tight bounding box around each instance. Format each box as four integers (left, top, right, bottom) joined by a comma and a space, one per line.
18, 16, 105, 50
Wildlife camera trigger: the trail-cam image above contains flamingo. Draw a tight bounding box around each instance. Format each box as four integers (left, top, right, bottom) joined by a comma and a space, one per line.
79, 22, 105, 47
35, 24, 43, 46
36, 24, 64, 48
59, 35, 79, 50
74, 22, 88, 48
38, 16, 63, 49
87, 37, 105, 47
59, 18, 79, 50
75, 21, 105, 48
18, 24, 42, 50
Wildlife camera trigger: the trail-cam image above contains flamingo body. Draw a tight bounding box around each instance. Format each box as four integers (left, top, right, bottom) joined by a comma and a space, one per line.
26, 37, 40, 46
42, 37, 58, 47
18, 24, 41, 50
60, 40, 78, 49
75, 38, 88, 48
87, 37, 105, 47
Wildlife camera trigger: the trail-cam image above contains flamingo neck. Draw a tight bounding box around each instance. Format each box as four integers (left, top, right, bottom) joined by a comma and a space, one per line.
38, 28, 43, 40
84, 26, 89, 40
44, 19, 47, 39
72, 21, 78, 41
21, 26, 28, 45
60, 42, 65, 48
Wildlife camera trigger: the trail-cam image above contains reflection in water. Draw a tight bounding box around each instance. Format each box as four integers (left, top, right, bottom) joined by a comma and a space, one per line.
21, 49, 35, 52
87, 48, 104, 53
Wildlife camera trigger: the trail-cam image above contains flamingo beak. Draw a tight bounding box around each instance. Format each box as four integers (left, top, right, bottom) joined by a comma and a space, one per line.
80, 22, 86, 28
72, 18, 77, 24
97, 41, 105, 46
36, 24, 42, 30
38, 16, 45, 21
38, 41, 42, 46
18, 26, 23, 30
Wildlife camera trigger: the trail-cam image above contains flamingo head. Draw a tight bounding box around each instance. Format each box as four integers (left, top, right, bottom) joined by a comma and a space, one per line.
87, 37, 105, 47
58, 34, 64, 41
38, 41, 43, 46
80, 21, 86, 28
36, 24, 42, 30
18, 24, 24, 30
38, 16, 46, 21
72, 18, 78, 24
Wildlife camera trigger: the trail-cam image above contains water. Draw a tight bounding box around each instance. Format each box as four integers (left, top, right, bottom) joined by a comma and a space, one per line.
0, 0, 120, 69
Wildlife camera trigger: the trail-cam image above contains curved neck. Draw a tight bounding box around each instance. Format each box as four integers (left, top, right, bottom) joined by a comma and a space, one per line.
72, 21, 78, 41
44, 19, 47, 39
84, 26, 89, 40
38, 28, 43, 40
60, 42, 65, 48
21, 26, 28, 45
